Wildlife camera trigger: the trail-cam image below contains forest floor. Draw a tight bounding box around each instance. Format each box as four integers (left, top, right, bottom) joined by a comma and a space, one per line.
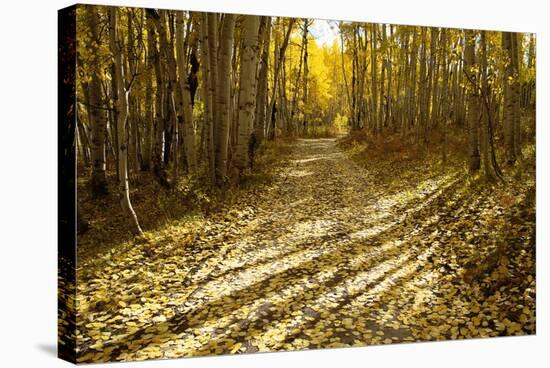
74, 135, 536, 363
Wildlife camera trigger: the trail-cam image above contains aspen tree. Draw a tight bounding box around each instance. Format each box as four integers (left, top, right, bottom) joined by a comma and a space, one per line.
150, 10, 183, 178
379, 25, 386, 128
480, 31, 496, 181
502, 31, 518, 165
266, 19, 296, 140
288, 19, 305, 130
418, 27, 427, 142
429, 28, 439, 129
511, 33, 521, 159
207, 14, 219, 157
340, 23, 353, 129
412, 30, 421, 131
464, 29, 480, 172
126, 11, 140, 174
142, 23, 154, 171
371, 24, 378, 131
109, 7, 142, 234
199, 13, 216, 182
145, 13, 168, 186
215, 14, 236, 183
234, 15, 261, 177
302, 20, 309, 134
440, 28, 449, 163
85, 6, 108, 197
254, 17, 271, 145
386, 25, 393, 128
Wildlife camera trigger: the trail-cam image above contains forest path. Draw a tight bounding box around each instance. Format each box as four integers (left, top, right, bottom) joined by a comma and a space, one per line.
76, 137, 533, 363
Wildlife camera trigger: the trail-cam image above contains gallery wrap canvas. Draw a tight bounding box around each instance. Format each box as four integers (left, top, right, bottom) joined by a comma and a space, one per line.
58, 3, 536, 364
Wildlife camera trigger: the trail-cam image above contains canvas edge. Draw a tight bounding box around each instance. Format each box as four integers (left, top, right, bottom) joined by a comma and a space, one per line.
58, 3, 78, 364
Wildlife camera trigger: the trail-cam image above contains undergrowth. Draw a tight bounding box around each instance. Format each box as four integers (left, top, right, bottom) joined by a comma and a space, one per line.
77, 138, 295, 263
339, 125, 535, 293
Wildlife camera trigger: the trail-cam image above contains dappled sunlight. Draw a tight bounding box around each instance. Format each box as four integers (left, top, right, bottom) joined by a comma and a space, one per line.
257, 245, 433, 351
97, 200, 449, 359
75, 129, 536, 363
163, 238, 422, 356
375, 171, 462, 210
183, 244, 338, 307
349, 173, 463, 241
288, 219, 339, 238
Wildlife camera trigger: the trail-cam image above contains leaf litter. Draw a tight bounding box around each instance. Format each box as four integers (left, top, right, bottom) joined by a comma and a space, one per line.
70, 137, 535, 363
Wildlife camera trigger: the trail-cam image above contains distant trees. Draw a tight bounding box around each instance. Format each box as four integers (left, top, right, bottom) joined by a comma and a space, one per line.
266, 18, 296, 140
337, 24, 534, 176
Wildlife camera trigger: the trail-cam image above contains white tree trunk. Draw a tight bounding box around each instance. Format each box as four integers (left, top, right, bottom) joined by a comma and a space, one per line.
199, 13, 216, 182
464, 29, 480, 172
234, 15, 261, 177
207, 14, 219, 168
254, 17, 271, 145
214, 14, 236, 182
109, 7, 142, 234
503, 31, 518, 165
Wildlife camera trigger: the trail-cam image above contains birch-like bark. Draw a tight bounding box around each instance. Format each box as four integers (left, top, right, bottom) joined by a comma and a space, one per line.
302, 20, 309, 134
356, 26, 367, 129
207, 14, 219, 165
214, 14, 236, 182
86, 6, 108, 197
109, 7, 142, 234
152, 10, 181, 178
464, 29, 480, 172
418, 28, 427, 142
502, 31, 517, 165
429, 28, 439, 128
371, 24, 379, 132
379, 25, 386, 128
440, 28, 449, 162
142, 27, 154, 171
386, 25, 393, 128
480, 31, 496, 181
126, 12, 140, 174
289, 19, 305, 129
511, 33, 521, 159
234, 15, 261, 177
408, 29, 418, 132
199, 13, 216, 182
339, 26, 352, 129
254, 17, 271, 145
